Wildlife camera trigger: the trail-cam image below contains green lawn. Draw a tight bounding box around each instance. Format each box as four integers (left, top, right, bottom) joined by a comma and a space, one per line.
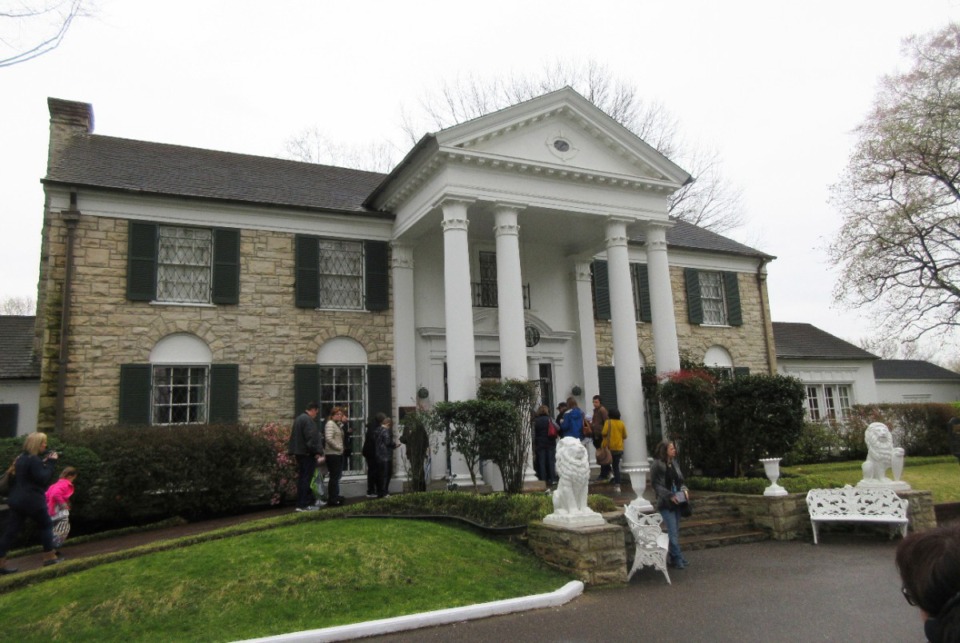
783, 455, 960, 503
0, 518, 572, 642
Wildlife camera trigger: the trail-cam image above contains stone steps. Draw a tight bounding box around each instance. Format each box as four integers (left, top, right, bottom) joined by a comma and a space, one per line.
680, 529, 771, 550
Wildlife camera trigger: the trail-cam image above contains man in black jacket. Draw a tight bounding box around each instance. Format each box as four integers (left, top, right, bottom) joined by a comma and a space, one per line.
288, 402, 322, 511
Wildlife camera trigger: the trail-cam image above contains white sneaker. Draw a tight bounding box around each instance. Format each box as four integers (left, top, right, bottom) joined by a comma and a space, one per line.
613, 485, 621, 493
295, 505, 319, 512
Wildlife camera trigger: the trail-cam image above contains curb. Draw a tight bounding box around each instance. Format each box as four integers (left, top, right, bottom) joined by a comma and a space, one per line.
240, 580, 585, 642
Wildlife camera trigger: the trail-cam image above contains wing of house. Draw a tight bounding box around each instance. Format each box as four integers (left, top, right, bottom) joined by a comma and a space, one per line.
0, 316, 41, 437
873, 360, 960, 404
772, 321, 879, 421
36, 89, 777, 493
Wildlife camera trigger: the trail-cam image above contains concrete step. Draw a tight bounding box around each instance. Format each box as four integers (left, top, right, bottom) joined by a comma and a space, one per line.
682, 516, 756, 537
680, 529, 770, 550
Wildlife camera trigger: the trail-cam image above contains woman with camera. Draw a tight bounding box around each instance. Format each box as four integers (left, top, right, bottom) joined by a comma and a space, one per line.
0, 432, 62, 573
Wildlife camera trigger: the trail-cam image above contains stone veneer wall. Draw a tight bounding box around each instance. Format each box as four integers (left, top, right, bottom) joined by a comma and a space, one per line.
527, 519, 627, 585
36, 211, 394, 431
726, 490, 937, 540
595, 268, 774, 373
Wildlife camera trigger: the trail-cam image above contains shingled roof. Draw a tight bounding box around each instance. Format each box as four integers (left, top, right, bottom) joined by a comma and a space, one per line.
44, 133, 390, 216
772, 322, 877, 361
0, 316, 40, 380
633, 219, 773, 260
873, 359, 960, 381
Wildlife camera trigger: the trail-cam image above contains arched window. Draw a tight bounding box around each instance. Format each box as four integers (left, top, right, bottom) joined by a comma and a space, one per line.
704, 345, 734, 380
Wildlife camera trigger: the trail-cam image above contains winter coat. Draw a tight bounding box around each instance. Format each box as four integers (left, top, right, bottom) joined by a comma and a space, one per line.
602, 418, 626, 452
9, 453, 56, 513
560, 407, 585, 439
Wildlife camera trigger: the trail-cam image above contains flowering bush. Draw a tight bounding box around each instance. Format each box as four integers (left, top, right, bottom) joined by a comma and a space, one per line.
253, 421, 297, 505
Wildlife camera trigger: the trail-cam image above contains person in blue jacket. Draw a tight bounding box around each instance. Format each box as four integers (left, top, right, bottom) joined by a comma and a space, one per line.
559, 396, 585, 440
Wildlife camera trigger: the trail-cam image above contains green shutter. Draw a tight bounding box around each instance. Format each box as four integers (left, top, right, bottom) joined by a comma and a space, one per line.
364, 240, 390, 312
367, 364, 393, 418
684, 268, 703, 324
119, 364, 152, 425
126, 221, 157, 301
212, 228, 240, 305
209, 364, 239, 423
723, 271, 742, 326
734, 367, 751, 379
592, 260, 611, 320
634, 263, 652, 323
295, 235, 320, 309
294, 365, 320, 417
597, 366, 618, 415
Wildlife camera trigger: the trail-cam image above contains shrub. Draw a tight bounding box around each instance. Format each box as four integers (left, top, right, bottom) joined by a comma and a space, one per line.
63, 424, 275, 524
657, 369, 719, 474
476, 379, 539, 494
783, 422, 843, 465
398, 411, 430, 492
845, 403, 954, 456
251, 422, 297, 506
687, 473, 843, 495
430, 399, 514, 491
715, 374, 806, 476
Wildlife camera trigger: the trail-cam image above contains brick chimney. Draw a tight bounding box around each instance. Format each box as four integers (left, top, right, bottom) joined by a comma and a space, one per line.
47, 98, 94, 173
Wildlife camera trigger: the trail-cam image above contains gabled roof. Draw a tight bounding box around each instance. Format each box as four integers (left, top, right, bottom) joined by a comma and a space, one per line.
636, 219, 773, 260
772, 322, 877, 361
44, 133, 390, 216
873, 359, 960, 381
0, 316, 40, 380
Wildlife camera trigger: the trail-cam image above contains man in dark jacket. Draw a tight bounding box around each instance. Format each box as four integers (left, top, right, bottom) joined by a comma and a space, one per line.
288, 402, 322, 511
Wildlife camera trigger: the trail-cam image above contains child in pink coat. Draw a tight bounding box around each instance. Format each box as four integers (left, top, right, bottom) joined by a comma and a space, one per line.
45, 467, 77, 553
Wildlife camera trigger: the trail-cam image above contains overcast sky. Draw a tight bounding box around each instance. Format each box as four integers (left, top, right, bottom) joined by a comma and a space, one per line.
3, 0, 960, 360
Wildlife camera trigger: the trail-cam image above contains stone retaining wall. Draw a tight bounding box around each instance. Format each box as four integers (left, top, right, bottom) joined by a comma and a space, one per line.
527, 520, 627, 586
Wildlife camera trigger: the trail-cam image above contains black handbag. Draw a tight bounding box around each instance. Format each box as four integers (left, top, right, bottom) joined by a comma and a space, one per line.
679, 501, 693, 518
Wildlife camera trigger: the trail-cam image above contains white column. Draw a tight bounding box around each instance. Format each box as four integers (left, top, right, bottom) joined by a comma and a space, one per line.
440, 199, 477, 402
391, 242, 417, 409
574, 260, 600, 408
493, 204, 528, 380
440, 199, 476, 489
605, 217, 649, 473
646, 222, 681, 374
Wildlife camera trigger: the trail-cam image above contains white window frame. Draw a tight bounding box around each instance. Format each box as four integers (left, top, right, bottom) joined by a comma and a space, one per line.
151, 365, 209, 425
318, 239, 364, 310
319, 365, 367, 472
805, 384, 853, 422
699, 271, 728, 326
156, 226, 213, 304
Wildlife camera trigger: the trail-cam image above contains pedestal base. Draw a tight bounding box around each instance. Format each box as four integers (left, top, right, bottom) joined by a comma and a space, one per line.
543, 511, 607, 529
763, 484, 788, 497
857, 479, 912, 491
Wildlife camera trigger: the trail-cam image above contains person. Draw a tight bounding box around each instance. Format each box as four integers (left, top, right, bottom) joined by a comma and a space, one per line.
287, 402, 322, 512
555, 402, 567, 427
45, 466, 78, 555
591, 395, 610, 481
532, 405, 558, 486
601, 408, 626, 493
373, 416, 397, 498
559, 397, 584, 441
363, 413, 387, 498
651, 439, 690, 569
324, 406, 347, 507
0, 432, 62, 573
896, 525, 960, 643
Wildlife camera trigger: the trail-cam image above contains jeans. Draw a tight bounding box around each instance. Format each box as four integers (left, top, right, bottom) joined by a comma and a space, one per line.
660, 506, 686, 565
375, 459, 391, 497
295, 454, 317, 509
611, 450, 623, 484
326, 454, 344, 504
537, 446, 557, 484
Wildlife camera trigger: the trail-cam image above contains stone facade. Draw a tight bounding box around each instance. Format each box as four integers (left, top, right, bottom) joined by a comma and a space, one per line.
595, 268, 776, 373
36, 210, 394, 431
527, 519, 627, 586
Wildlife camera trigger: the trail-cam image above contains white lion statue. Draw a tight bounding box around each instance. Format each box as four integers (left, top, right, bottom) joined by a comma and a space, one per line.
861, 422, 894, 483
544, 437, 605, 528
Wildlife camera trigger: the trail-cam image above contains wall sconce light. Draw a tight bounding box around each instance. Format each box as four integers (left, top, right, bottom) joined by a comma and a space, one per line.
417, 387, 430, 400
571, 385, 582, 396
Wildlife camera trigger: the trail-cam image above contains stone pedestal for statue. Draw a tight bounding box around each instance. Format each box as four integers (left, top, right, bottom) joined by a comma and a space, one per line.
543, 437, 606, 529
856, 422, 911, 491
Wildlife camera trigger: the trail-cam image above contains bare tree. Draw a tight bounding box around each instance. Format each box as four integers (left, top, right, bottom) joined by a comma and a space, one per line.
829, 23, 960, 343
282, 126, 397, 173
0, 0, 93, 68
857, 335, 935, 362
1, 295, 36, 315
401, 60, 745, 233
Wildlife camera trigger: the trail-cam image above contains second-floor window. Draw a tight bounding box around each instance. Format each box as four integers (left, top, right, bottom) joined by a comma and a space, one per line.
318, 239, 364, 310
698, 271, 728, 326
157, 226, 213, 303
295, 236, 389, 312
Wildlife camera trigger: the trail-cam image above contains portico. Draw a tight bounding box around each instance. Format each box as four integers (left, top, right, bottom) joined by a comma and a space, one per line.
366, 87, 691, 487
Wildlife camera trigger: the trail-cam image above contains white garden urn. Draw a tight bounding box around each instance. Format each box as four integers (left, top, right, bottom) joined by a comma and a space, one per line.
760, 457, 788, 497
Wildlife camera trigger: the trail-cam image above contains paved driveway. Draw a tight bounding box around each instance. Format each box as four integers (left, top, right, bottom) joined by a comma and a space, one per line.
365, 535, 921, 643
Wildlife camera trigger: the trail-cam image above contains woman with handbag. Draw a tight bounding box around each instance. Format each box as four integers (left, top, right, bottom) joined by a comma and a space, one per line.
601, 409, 626, 493
651, 439, 690, 569
0, 432, 61, 574
324, 407, 347, 507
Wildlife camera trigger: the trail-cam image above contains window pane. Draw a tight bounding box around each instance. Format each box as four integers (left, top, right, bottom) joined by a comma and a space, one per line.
152, 365, 208, 425
806, 385, 821, 421
157, 227, 212, 303
698, 271, 727, 325
318, 240, 363, 309
318, 366, 366, 473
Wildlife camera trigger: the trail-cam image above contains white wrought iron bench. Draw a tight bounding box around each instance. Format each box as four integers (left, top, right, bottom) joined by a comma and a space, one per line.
624, 502, 670, 584
805, 486, 909, 545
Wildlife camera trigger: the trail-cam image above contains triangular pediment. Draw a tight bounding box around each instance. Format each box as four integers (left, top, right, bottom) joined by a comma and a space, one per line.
434, 87, 690, 186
